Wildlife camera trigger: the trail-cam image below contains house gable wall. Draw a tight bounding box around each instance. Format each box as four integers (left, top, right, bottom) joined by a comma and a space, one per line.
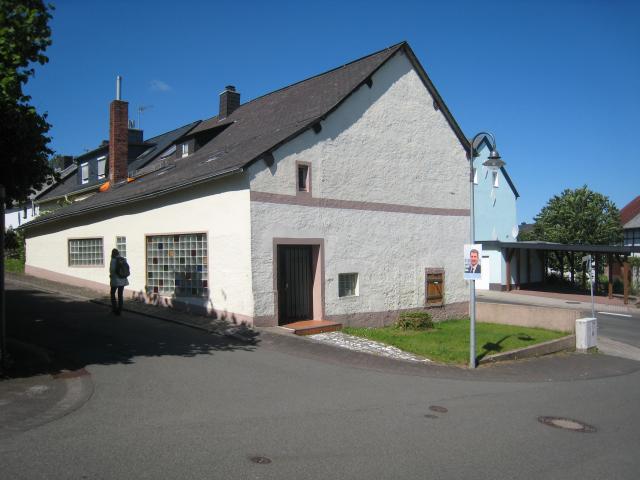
473, 144, 518, 242
247, 51, 470, 325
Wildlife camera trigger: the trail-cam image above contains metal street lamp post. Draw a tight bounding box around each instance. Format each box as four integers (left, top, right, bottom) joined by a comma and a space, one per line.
469, 132, 505, 368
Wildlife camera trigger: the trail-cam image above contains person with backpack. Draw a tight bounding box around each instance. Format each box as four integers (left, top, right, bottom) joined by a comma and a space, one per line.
109, 248, 130, 315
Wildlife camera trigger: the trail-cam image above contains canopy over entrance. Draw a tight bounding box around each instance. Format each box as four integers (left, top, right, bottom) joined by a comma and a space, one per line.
482, 241, 640, 304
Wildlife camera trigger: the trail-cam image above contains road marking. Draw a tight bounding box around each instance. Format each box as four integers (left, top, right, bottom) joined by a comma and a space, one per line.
597, 312, 632, 318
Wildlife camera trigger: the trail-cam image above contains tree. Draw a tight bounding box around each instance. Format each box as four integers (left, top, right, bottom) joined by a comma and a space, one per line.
529, 186, 623, 288
0, 0, 55, 206
531, 186, 623, 245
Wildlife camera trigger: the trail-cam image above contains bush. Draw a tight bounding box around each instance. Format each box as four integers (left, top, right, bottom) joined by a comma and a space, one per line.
395, 311, 434, 331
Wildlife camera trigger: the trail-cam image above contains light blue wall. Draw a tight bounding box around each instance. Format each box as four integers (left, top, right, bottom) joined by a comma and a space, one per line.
473, 144, 518, 242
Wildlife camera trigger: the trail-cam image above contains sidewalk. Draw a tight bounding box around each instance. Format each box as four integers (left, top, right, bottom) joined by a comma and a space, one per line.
5, 272, 255, 341
478, 289, 639, 314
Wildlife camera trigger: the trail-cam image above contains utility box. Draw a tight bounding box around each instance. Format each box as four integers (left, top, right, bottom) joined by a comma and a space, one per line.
576, 317, 597, 352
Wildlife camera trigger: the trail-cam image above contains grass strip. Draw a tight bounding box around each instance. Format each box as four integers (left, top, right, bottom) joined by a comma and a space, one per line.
343, 318, 565, 364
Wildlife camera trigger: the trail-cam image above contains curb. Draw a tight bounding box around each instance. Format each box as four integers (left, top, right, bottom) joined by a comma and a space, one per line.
479, 335, 576, 365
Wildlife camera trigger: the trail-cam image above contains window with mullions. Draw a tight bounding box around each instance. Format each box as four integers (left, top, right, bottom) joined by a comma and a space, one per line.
146, 233, 208, 297
338, 273, 359, 297
116, 236, 127, 258
624, 228, 640, 246
68, 238, 104, 266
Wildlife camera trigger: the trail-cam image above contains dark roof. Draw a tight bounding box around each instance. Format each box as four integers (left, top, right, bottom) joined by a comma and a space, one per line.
37, 121, 200, 203
25, 41, 472, 229
620, 195, 640, 226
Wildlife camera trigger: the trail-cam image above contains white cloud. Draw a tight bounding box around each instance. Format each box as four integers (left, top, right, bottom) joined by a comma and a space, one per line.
150, 79, 172, 92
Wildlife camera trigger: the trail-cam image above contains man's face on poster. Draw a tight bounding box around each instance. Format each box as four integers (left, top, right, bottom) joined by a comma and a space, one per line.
470, 250, 479, 267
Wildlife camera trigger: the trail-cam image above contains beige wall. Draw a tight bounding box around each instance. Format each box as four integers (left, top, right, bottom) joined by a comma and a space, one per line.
25, 175, 254, 318
477, 302, 578, 333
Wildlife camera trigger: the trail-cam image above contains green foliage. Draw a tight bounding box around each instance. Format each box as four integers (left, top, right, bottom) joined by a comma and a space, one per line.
0, 0, 56, 206
526, 187, 623, 282
4, 227, 25, 259
395, 311, 434, 331
531, 186, 623, 245
344, 319, 566, 364
4, 257, 24, 273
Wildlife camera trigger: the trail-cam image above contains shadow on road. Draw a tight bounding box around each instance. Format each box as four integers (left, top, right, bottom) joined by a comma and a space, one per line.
4, 287, 259, 380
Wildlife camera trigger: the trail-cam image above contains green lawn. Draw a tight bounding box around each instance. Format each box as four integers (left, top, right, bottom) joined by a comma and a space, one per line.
343, 318, 566, 364
4, 257, 25, 274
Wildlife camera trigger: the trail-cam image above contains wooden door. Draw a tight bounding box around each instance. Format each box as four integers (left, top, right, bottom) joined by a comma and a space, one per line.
277, 245, 313, 324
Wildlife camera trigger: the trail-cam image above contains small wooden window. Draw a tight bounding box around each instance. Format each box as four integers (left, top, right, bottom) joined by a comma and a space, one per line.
426, 270, 444, 306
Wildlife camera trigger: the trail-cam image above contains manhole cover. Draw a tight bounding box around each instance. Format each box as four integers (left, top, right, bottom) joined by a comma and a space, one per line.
429, 405, 448, 413
250, 456, 272, 464
538, 416, 596, 433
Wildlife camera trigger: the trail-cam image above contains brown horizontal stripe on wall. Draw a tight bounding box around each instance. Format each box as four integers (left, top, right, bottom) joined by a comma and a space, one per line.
250, 191, 470, 217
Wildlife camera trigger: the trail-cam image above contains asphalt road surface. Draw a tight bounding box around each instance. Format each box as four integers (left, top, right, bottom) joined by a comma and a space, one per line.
2, 282, 640, 479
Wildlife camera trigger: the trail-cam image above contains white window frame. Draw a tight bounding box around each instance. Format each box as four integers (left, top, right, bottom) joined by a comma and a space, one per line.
181, 143, 189, 158
116, 236, 127, 258
97, 156, 106, 180
68, 237, 104, 266
81, 162, 89, 184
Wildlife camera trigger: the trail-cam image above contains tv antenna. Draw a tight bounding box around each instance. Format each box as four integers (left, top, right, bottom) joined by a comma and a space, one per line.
137, 105, 153, 129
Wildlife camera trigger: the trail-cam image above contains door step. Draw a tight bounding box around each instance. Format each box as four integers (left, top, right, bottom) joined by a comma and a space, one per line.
280, 320, 342, 336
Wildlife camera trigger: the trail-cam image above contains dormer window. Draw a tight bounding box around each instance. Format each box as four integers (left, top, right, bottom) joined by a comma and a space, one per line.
97, 156, 106, 180
181, 143, 189, 158
81, 162, 89, 184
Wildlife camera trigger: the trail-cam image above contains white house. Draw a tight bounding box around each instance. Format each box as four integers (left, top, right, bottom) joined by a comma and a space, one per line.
22, 42, 476, 328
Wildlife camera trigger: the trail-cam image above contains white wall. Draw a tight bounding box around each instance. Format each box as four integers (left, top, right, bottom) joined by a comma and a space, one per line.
5, 202, 39, 230
248, 50, 469, 321
25, 176, 254, 317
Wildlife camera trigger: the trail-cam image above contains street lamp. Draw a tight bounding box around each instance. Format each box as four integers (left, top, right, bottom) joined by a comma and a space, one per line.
468, 132, 505, 368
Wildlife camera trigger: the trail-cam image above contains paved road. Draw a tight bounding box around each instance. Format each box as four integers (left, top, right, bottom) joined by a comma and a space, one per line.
2, 281, 640, 479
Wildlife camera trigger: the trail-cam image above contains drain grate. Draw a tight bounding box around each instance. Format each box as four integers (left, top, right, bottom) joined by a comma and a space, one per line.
538, 416, 596, 433
424, 414, 438, 419
429, 405, 448, 413
250, 456, 272, 464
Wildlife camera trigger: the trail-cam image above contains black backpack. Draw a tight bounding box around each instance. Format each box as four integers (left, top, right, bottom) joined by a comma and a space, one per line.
115, 257, 130, 278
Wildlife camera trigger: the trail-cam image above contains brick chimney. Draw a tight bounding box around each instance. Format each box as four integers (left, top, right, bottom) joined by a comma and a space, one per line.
109, 76, 129, 185
219, 85, 240, 119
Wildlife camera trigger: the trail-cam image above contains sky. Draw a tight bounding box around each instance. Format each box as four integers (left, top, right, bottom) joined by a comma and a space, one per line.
26, 0, 640, 223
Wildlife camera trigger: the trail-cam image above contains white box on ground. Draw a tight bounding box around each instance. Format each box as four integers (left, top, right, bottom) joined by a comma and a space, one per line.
576, 317, 597, 352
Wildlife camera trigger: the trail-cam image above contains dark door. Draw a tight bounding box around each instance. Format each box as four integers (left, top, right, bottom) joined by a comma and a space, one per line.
277, 245, 313, 324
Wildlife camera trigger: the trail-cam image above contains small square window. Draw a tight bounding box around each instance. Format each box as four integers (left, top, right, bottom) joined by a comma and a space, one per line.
298, 164, 309, 192
338, 273, 359, 297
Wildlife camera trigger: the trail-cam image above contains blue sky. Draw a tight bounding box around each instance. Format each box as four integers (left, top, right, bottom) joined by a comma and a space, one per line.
26, 0, 640, 223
